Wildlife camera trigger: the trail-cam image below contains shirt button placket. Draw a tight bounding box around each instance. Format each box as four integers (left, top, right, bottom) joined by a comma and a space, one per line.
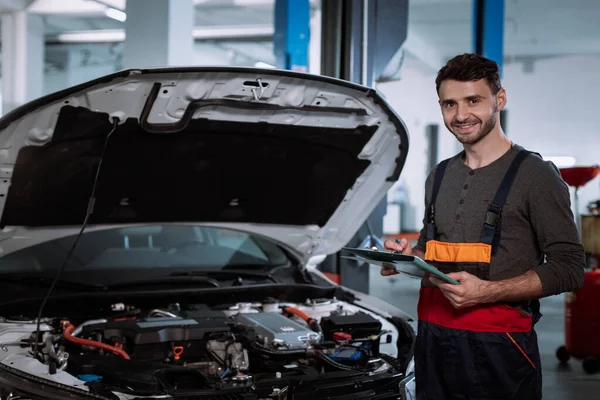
456, 173, 474, 223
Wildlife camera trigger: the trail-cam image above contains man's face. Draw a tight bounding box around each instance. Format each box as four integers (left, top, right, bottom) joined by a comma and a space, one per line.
438, 79, 506, 145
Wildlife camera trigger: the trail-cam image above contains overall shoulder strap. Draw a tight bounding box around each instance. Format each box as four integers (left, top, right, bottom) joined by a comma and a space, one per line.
426, 158, 451, 241
480, 149, 533, 248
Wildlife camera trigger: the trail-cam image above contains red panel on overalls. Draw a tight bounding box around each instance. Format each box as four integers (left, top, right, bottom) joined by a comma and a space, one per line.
414, 150, 543, 400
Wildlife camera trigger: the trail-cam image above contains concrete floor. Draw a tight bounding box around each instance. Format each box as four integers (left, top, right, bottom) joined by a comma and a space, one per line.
368, 268, 600, 399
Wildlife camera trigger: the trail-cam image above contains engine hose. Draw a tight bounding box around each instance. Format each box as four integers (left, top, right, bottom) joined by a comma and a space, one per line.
72, 319, 107, 337
63, 323, 130, 360
317, 353, 354, 371
45, 336, 59, 363
281, 306, 323, 335
149, 309, 178, 318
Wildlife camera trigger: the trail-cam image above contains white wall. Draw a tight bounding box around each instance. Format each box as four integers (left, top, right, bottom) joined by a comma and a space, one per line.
378, 54, 600, 231
377, 62, 459, 232
503, 55, 600, 217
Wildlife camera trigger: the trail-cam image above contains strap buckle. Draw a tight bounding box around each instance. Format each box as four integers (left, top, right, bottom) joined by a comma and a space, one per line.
484, 204, 502, 227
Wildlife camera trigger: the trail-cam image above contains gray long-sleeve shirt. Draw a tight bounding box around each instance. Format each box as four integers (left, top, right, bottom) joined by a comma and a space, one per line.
414, 144, 585, 297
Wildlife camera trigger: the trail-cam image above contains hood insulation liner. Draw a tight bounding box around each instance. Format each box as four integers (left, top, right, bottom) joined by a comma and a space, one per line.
0, 106, 377, 228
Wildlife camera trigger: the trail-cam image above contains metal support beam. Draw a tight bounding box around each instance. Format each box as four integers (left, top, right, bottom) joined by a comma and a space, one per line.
473, 0, 505, 76
123, 0, 194, 68
369, 0, 409, 85
319, 0, 342, 79
319, 0, 408, 294
321, 0, 368, 84
473, 0, 506, 133
1, 10, 44, 114
321, 0, 408, 86
274, 0, 310, 72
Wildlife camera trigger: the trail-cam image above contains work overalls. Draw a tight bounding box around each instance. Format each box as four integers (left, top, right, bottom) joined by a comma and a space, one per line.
415, 149, 543, 400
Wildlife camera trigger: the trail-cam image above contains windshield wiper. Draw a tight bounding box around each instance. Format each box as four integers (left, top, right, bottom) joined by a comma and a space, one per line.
169, 269, 279, 284
0, 276, 104, 291
105, 275, 221, 289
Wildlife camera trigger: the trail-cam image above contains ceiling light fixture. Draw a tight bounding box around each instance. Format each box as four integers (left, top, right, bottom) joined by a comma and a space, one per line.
105, 7, 126, 22
56, 30, 125, 43
54, 25, 273, 43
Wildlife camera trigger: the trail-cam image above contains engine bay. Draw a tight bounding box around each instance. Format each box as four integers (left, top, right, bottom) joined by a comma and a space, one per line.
0, 296, 413, 399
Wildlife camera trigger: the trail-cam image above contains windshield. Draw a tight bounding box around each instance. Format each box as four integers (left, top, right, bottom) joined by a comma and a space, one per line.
0, 225, 291, 284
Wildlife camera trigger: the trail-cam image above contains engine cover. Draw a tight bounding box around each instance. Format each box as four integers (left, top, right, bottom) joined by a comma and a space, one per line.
81, 312, 231, 361
83, 315, 230, 345
234, 312, 319, 348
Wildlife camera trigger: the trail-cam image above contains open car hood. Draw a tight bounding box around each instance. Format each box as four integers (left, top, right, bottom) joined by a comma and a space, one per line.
0, 67, 408, 262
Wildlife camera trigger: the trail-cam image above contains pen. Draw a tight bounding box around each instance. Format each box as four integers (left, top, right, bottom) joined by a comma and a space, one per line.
393, 239, 403, 254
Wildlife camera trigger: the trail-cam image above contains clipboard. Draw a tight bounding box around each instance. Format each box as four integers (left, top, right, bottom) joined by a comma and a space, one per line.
341, 247, 460, 285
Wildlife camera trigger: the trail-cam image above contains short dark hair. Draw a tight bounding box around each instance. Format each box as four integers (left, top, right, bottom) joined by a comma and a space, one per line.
435, 53, 502, 95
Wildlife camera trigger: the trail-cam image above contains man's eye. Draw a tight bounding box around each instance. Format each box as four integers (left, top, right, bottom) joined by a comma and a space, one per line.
469, 99, 479, 104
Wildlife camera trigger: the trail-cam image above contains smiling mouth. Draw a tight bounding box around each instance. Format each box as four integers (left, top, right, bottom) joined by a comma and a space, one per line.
454, 122, 479, 133
455, 123, 477, 129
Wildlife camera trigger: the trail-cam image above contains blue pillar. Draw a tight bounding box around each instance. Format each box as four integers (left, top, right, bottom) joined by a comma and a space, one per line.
274, 0, 310, 72
472, 0, 505, 76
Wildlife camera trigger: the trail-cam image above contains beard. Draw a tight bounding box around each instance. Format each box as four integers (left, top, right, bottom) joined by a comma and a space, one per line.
447, 111, 497, 145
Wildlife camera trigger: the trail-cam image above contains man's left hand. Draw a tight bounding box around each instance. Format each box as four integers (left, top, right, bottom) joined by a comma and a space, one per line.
429, 271, 495, 309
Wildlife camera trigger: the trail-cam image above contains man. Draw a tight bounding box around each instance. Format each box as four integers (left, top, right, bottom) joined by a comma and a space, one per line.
382, 53, 585, 399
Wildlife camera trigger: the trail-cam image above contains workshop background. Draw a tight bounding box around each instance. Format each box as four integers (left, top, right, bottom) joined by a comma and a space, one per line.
1, 0, 599, 398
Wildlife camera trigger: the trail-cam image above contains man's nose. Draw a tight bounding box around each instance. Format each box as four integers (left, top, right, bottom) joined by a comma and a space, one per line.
455, 104, 470, 122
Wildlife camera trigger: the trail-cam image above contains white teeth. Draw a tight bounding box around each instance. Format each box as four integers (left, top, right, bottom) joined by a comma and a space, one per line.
457, 124, 475, 128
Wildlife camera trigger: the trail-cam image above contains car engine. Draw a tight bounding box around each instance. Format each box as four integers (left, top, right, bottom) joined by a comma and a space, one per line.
0, 297, 413, 399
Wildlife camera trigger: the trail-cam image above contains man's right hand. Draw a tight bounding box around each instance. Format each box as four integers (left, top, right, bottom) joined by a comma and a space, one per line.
384, 238, 413, 255
380, 238, 413, 276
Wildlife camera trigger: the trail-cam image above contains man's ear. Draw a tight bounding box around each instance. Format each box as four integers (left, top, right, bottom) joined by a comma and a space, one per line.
496, 88, 507, 111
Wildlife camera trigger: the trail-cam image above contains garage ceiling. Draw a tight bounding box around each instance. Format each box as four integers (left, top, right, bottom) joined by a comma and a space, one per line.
10, 0, 600, 57
2, 0, 600, 74
25, 0, 275, 36
11, 0, 277, 71
408, 0, 600, 68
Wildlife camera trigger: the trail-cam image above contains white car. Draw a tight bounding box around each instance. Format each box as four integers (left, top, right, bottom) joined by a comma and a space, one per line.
0, 67, 416, 399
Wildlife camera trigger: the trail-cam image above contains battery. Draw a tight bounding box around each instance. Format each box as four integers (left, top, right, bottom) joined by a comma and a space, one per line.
319, 312, 382, 341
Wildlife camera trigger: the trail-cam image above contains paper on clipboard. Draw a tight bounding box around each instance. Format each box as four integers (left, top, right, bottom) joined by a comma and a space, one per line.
342, 247, 460, 285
